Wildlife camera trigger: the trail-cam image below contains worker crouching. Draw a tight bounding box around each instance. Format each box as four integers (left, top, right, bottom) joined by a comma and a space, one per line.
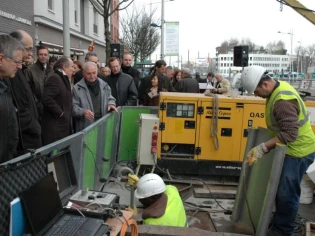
129, 173, 187, 227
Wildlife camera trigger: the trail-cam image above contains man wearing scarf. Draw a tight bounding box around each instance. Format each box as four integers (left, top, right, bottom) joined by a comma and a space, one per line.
72, 62, 117, 132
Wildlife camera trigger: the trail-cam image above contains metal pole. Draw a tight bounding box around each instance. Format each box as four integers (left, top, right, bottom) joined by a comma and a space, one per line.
63, 0, 70, 57
161, 0, 165, 59
291, 29, 293, 72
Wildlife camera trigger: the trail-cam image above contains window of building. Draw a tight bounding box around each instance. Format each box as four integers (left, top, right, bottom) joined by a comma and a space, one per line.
48, 0, 54, 11
74, 0, 78, 24
93, 7, 98, 34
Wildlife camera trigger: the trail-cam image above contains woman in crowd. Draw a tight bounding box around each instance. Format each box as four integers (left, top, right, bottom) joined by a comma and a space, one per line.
72, 60, 83, 86
172, 69, 182, 87
143, 74, 167, 106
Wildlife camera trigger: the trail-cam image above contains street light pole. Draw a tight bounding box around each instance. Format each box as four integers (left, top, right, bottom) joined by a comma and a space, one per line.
161, 0, 165, 59
278, 29, 294, 73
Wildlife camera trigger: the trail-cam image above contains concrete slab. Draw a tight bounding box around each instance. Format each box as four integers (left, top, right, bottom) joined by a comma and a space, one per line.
194, 185, 237, 199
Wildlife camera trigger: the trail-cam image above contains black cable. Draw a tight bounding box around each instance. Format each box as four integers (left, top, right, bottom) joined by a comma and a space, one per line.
151, 153, 231, 213
276, 0, 315, 13
84, 143, 107, 183
242, 171, 256, 235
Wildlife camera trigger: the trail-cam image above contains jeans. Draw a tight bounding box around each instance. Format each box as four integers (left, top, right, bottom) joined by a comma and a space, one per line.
273, 152, 315, 235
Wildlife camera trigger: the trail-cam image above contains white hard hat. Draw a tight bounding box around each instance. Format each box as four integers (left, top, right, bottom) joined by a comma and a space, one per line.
241, 66, 266, 94
134, 173, 166, 199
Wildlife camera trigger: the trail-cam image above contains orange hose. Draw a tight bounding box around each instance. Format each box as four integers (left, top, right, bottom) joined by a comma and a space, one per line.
119, 218, 138, 236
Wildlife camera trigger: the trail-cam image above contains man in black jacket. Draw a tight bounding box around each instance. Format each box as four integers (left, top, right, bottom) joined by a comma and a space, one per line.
138, 60, 175, 105
121, 53, 140, 89
25, 45, 53, 106
0, 34, 24, 163
104, 57, 138, 106
9, 30, 42, 155
175, 69, 199, 93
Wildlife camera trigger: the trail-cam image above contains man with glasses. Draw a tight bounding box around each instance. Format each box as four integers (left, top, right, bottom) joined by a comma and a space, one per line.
0, 34, 24, 163
73, 52, 104, 84
9, 30, 42, 155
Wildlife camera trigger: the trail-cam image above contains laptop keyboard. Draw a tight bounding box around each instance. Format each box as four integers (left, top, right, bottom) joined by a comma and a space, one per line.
49, 215, 87, 236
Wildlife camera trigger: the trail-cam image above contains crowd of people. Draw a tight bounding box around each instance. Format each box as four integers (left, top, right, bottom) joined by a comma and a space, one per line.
0, 29, 230, 164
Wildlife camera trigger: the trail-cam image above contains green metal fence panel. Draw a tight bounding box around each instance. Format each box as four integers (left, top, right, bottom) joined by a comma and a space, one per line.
118, 106, 158, 161
82, 108, 121, 190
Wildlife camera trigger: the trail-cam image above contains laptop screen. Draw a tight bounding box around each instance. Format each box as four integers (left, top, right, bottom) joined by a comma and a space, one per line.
47, 149, 78, 200
20, 173, 63, 235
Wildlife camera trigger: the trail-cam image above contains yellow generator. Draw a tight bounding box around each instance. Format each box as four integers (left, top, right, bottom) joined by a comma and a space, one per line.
157, 92, 315, 176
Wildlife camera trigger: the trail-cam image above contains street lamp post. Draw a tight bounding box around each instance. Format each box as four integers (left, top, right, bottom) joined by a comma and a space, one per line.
278, 29, 294, 73
149, 0, 174, 60
161, 0, 165, 59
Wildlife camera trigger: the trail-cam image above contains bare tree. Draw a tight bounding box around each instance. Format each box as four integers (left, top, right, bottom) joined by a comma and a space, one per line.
306, 44, 315, 67
120, 6, 160, 62
89, 0, 134, 61
218, 40, 229, 54
265, 40, 287, 55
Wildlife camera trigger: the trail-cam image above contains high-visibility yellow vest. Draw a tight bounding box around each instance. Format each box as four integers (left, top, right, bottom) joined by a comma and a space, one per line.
265, 81, 315, 157
143, 185, 187, 227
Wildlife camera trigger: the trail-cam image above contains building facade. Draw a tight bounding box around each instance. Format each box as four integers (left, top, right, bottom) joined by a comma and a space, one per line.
217, 53, 296, 77
33, 0, 115, 63
0, 0, 34, 37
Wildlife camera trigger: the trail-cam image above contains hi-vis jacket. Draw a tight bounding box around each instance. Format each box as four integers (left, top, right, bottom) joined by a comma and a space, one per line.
143, 185, 187, 227
265, 81, 315, 157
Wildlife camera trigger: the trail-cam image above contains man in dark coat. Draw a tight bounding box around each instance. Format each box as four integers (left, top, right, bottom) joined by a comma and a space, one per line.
73, 52, 104, 84
121, 53, 140, 89
175, 69, 200, 93
104, 57, 138, 106
9, 30, 42, 154
138, 60, 175, 105
25, 45, 53, 113
41, 57, 74, 145
0, 35, 24, 163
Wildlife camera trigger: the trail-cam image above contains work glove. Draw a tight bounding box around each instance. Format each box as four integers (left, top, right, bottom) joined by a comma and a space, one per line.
246, 143, 268, 166
128, 173, 139, 186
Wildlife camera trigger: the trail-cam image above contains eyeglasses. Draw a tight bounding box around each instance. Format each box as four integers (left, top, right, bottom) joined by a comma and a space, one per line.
4, 56, 23, 65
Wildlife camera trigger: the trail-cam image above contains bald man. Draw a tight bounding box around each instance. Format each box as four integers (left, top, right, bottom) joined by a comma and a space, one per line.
9, 30, 42, 155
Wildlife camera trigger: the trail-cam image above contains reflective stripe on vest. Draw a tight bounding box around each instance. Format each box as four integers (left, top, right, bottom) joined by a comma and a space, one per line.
143, 185, 187, 227
268, 90, 309, 131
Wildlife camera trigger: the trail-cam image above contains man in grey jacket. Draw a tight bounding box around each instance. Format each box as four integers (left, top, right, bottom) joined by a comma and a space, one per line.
72, 62, 117, 132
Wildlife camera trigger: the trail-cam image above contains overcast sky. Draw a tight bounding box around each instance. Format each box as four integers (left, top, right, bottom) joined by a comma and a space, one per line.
127, 0, 315, 62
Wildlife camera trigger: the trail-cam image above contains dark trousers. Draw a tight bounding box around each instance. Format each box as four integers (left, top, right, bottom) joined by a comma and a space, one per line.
273, 152, 315, 235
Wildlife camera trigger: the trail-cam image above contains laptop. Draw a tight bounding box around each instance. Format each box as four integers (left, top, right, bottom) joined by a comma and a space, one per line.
19, 173, 106, 236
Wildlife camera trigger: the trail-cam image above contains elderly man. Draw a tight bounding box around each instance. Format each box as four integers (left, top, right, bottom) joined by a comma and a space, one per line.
72, 62, 117, 132
121, 53, 140, 88
174, 69, 199, 93
10, 30, 42, 154
210, 73, 230, 95
104, 57, 138, 106
128, 173, 187, 227
41, 57, 74, 145
100, 66, 111, 77
0, 34, 24, 163
241, 66, 315, 236
73, 52, 104, 84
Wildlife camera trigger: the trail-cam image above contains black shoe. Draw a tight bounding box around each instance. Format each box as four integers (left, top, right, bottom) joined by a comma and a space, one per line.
266, 227, 289, 236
